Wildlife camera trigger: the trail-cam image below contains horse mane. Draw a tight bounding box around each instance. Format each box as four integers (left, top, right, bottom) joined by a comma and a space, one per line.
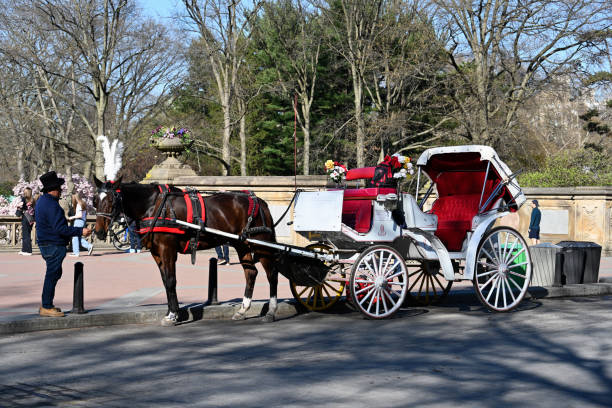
118, 182, 160, 218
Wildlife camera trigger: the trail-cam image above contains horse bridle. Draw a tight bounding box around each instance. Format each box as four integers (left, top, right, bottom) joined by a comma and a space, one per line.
95, 185, 124, 226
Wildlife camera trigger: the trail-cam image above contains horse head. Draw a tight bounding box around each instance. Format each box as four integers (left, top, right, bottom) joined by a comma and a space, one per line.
93, 176, 123, 240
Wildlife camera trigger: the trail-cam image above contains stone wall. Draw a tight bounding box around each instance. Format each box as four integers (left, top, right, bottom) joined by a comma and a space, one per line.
517, 187, 611, 255
175, 176, 612, 255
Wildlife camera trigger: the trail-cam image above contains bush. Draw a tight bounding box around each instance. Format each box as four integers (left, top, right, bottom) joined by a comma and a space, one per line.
519, 149, 612, 187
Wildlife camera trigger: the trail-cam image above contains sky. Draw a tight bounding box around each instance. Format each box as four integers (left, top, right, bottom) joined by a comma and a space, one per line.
141, 0, 179, 19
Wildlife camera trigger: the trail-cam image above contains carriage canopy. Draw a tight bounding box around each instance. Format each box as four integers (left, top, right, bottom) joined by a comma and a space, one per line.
416, 145, 525, 211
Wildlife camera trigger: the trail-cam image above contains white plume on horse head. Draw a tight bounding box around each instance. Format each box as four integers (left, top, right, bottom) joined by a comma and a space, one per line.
97, 135, 124, 182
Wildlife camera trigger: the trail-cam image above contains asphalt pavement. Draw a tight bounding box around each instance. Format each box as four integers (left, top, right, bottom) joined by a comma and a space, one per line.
1, 296, 612, 407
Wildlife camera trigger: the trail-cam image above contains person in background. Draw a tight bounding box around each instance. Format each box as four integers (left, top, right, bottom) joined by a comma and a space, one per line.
128, 218, 141, 253
35, 171, 91, 317
16, 187, 36, 256
529, 199, 541, 245
68, 192, 93, 257
215, 244, 230, 265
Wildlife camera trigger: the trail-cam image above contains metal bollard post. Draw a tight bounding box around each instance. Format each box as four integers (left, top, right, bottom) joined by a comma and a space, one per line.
553, 252, 564, 287
206, 257, 219, 305
72, 262, 86, 314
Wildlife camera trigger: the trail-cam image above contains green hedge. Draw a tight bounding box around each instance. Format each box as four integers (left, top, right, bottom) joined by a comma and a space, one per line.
519, 150, 612, 187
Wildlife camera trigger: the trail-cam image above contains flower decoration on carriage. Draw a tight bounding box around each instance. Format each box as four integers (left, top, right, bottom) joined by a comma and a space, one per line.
150, 126, 193, 146
325, 160, 348, 184
379, 154, 413, 179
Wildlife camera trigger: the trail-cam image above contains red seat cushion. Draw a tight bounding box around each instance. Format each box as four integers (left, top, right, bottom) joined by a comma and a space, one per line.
346, 167, 376, 181
432, 195, 482, 251
340, 187, 397, 232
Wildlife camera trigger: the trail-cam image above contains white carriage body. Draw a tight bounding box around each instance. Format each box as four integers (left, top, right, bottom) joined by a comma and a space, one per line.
293, 145, 526, 282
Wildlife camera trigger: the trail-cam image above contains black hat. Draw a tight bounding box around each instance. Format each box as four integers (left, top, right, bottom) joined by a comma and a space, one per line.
40, 171, 65, 193
532, 199, 539, 206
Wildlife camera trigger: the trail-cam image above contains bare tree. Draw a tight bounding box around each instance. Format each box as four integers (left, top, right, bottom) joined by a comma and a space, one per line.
0, 0, 179, 180
183, 0, 262, 175
433, 0, 612, 146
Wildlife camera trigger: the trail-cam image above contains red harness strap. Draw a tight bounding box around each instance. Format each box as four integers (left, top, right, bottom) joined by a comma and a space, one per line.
241, 190, 260, 219
138, 186, 206, 239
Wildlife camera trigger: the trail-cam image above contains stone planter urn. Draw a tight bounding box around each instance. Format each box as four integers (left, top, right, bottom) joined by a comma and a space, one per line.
146, 137, 197, 184
152, 137, 191, 158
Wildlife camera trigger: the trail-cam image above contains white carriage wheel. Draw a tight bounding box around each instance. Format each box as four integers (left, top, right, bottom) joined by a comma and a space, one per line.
349, 245, 408, 319
473, 227, 532, 312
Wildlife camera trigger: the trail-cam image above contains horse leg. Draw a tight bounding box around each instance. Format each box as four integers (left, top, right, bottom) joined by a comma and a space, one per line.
232, 250, 258, 321
152, 250, 180, 326
260, 255, 278, 323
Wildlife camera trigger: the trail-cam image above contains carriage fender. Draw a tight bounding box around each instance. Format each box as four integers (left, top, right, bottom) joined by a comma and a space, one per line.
464, 211, 509, 280
402, 229, 455, 281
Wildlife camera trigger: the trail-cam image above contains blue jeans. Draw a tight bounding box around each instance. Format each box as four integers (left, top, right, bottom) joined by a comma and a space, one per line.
72, 219, 91, 255
215, 245, 229, 262
39, 244, 67, 308
21, 218, 33, 253
129, 226, 141, 250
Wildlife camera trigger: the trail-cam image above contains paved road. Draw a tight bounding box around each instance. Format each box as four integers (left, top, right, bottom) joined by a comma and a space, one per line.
1, 296, 611, 407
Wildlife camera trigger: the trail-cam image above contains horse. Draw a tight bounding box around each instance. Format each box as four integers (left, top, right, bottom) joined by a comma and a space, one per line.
93, 177, 279, 325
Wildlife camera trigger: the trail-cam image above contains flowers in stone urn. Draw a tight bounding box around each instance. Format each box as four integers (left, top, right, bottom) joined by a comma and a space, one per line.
150, 126, 193, 148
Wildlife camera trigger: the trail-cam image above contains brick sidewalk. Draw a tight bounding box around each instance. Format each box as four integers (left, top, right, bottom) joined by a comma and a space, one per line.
1, 249, 611, 319
0, 248, 294, 318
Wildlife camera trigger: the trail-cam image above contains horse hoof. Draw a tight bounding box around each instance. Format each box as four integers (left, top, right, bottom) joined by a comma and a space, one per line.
160, 317, 178, 327
262, 313, 275, 323
232, 311, 246, 321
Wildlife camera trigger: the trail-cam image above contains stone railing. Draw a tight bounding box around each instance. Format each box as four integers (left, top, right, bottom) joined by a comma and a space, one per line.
174, 176, 611, 255
0, 216, 112, 252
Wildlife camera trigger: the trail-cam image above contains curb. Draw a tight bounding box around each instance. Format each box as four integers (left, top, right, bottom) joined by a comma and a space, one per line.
0, 301, 299, 335
2, 283, 612, 335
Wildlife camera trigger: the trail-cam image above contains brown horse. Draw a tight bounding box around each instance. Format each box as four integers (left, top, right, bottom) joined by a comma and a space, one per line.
93, 177, 279, 325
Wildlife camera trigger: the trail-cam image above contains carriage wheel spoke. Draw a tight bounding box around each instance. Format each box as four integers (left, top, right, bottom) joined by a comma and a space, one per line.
380, 289, 389, 314
366, 288, 377, 313
501, 232, 510, 263
409, 272, 424, 291
485, 276, 499, 302
504, 236, 519, 263
508, 261, 529, 269
478, 273, 498, 291
306, 287, 314, 305
480, 246, 498, 265
324, 281, 342, 295
386, 270, 405, 280
508, 275, 523, 292
408, 268, 424, 278
507, 248, 526, 265
297, 286, 309, 298
500, 277, 508, 309
486, 237, 501, 263
509, 270, 526, 279
321, 285, 332, 299
506, 279, 517, 303
358, 285, 375, 306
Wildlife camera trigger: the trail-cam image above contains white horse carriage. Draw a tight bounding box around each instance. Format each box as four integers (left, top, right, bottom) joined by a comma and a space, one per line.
288, 145, 532, 319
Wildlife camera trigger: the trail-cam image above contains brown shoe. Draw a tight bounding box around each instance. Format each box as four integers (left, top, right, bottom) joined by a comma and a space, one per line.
39, 307, 65, 317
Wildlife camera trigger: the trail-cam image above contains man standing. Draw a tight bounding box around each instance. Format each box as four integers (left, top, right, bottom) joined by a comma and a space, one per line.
528, 199, 541, 245
35, 171, 91, 317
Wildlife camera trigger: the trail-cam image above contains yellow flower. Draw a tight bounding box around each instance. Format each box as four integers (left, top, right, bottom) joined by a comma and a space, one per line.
325, 160, 335, 170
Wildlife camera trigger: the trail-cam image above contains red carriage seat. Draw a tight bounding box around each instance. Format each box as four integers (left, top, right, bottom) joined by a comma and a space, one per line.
431, 172, 495, 251
339, 167, 396, 233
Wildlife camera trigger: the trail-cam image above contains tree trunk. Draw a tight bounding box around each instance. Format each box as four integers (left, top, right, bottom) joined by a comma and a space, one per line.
16, 148, 24, 181
353, 73, 365, 168
222, 102, 232, 176
240, 109, 247, 176
95, 92, 108, 180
